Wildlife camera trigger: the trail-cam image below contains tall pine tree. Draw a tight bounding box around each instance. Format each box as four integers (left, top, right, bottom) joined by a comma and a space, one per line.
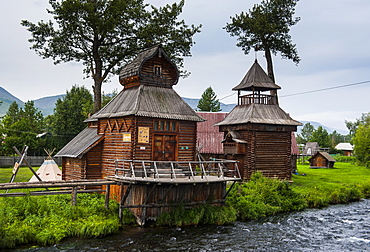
197, 87, 221, 112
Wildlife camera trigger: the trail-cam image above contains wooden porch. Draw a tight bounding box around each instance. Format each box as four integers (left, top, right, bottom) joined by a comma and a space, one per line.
107, 159, 241, 225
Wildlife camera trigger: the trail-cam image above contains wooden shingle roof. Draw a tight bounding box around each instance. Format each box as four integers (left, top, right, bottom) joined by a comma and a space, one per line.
215, 104, 302, 126
55, 127, 103, 158
85, 85, 204, 122
232, 60, 281, 91
308, 152, 336, 162
119, 44, 179, 85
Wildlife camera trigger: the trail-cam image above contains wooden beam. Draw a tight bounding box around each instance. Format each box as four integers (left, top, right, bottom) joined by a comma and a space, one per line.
104, 184, 110, 209
71, 186, 77, 206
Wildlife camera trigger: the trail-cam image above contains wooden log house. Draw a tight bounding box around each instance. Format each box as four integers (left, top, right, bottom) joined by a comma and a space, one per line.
55, 45, 241, 224
215, 60, 302, 180
308, 151, 336, 168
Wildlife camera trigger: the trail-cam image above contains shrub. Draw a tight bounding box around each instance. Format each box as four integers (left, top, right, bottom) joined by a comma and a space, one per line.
334, 156, 356, 164
227, 172, 307, 221
0, 194, 121, 249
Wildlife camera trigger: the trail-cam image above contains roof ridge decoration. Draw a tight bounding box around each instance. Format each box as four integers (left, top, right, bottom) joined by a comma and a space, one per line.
232, 60, 281, 91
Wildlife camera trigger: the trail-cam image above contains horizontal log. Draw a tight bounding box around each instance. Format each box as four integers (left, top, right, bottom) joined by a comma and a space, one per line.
0, 180, 117, 190
0, 189, 105, 197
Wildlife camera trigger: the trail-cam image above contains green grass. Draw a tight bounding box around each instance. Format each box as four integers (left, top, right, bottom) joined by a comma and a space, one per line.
0, 166, 38, 183
0, 194, 135, 249
291, 162, 370, 208
293, 162, 370, 186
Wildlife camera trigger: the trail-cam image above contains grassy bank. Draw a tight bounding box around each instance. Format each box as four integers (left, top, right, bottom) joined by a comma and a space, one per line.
0, 162, 369, 249
159, 162, 370, 224
291, 163, 370, 207
0, 193, 135, 249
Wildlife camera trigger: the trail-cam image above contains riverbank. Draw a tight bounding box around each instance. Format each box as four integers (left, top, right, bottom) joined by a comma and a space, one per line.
0, 162, 369, 249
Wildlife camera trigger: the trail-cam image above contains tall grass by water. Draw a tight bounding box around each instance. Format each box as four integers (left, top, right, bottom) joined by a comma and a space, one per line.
0, 193, 135, 249
1, 162, 369, 249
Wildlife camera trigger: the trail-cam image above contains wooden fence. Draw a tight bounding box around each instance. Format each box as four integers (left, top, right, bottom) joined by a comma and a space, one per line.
0, 156, 62, 167
0, 179, 117, 207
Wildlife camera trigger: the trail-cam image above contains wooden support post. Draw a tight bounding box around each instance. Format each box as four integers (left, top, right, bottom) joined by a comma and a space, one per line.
71, 186, 77, 206
13, 147, 46, 186
223, 181, 236, 199
119, 183, 132, 221
104, 184, 110, 209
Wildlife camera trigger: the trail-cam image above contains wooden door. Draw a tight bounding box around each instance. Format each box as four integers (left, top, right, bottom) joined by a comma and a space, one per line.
153, 135, 177, 161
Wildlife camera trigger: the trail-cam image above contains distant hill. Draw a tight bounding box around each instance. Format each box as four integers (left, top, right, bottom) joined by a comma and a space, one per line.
33, 95, 64, 116
0, 87, 63, 117
0, 86, 24, 116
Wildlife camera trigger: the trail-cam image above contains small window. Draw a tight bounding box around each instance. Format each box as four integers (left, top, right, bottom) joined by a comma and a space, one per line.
154, 65, 162, 77
154, 120, 178, 132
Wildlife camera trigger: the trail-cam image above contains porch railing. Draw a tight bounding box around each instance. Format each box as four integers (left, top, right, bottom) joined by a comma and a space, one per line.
239, 94, 277, 105
113, 159, 241, 182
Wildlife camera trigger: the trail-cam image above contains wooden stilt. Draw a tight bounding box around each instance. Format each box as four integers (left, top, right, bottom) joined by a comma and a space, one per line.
71, 186, 77, 206
119, 183, 132, 221
104, 184, 110, 209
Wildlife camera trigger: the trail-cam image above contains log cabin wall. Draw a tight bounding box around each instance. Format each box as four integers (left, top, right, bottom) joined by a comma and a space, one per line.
85, 142, 103, 180
219, 124, 294, 180
62, 157, 86, 180
246, 130, 291, 180
99, 116, 135, 178
140, 54, 177, 87
178, 121, 197, 161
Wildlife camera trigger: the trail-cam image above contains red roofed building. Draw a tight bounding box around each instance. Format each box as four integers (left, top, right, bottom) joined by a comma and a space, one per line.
197, 112, 228, 159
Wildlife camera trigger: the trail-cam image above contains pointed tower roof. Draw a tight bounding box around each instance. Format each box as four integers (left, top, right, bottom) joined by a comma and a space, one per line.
232, 60, 281, 91
215, 103, 302, 126
119, 44, 179, 87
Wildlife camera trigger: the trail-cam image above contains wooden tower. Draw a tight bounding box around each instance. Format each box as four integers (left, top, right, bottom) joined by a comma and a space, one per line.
56, 44, 204, 181
215, 60, 301, 180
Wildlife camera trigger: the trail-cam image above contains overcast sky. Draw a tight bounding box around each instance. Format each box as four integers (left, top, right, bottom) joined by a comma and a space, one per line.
1, 0, 369, 132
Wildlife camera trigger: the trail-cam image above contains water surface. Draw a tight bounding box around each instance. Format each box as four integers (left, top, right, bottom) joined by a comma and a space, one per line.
15, 199, 370, 251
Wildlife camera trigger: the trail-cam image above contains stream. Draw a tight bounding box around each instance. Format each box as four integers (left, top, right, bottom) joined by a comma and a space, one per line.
13, 199, 370, 251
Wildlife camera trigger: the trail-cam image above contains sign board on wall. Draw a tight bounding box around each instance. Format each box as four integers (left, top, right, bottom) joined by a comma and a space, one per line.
138, 127, 149, 143
123, 133, 131, 142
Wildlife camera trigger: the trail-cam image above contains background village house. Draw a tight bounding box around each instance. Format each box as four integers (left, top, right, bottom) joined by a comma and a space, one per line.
308, 151, 336, 168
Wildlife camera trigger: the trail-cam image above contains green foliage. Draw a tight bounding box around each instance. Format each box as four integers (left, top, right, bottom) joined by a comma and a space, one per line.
227, 172, 307, 221
156, 204, 237, 227
225, 0, 300, 81
310, 126, 331, 148
0, 101, 45, 155
297, 122, 314, 144
353, 123, 370, 167
297, 123, 347, 151
334, 155, 356, 164
21, 0, 201, 111
0, 194, 121, 249
292, 162, 370, 207
45, 85, 93, 150
197, 86, 221, 112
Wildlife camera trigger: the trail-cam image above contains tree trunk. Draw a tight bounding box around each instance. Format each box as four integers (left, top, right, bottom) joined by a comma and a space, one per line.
264, 48, 278, 104
264, 48, 275, 83
93, 80, 102, 113
92, 35, 103, 113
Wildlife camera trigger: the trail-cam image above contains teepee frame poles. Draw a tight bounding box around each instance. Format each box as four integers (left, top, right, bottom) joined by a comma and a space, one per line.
6, 145, 46, 193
